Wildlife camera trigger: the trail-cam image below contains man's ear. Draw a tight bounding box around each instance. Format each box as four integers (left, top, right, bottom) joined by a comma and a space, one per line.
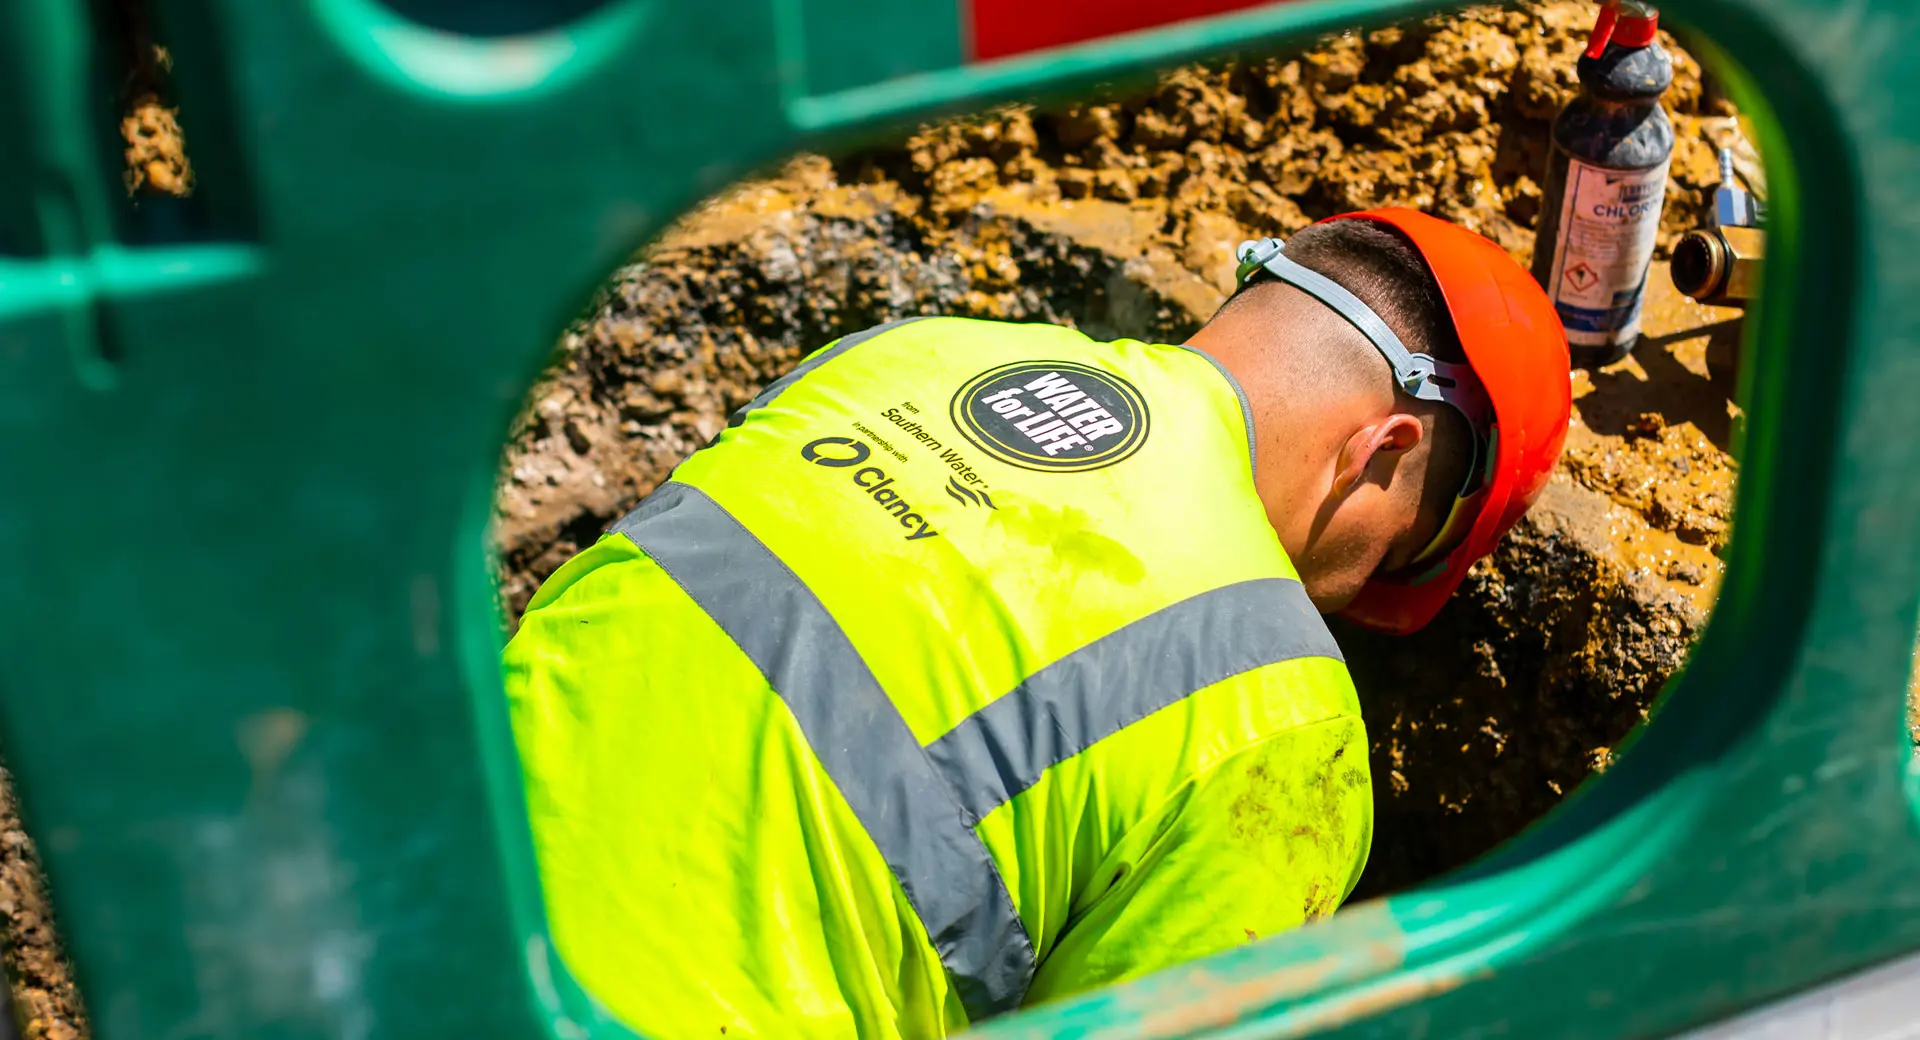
1330, 413, 1426, 497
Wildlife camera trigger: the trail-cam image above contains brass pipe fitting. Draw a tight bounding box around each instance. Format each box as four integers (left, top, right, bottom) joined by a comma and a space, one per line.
1671, 224, 1765, 305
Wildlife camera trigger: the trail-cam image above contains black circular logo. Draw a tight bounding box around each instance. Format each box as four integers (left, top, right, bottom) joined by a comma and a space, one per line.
801, 436, 871, 467
951, 361, 1149, 472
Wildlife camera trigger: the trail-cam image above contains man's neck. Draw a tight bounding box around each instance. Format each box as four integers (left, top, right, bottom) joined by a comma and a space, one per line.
1185, 307, 1394, 559
1187, 324, 1332, 557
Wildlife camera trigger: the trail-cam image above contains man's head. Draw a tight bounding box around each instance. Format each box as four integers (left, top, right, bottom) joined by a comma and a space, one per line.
1185, 210, 1570, 630
1191, 219, 1476, 611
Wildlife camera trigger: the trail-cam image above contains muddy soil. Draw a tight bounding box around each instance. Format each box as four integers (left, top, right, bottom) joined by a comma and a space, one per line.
1339, 266, 1740, 894
1912, 678, 1920, 746
107, 0, 192, 199
835, 2, 1742, 285
0, 772, 84, 1040
119, 50, 191, 199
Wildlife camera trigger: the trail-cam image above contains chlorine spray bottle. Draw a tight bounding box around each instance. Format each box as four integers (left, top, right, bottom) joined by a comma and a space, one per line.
1531, 0, 1674, 368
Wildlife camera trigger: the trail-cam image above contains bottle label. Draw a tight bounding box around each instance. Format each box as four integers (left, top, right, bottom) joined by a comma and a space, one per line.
1545, 155, 1670, 349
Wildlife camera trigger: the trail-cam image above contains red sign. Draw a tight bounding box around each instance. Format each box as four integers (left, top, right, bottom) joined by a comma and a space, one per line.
966, 0, 1282, 62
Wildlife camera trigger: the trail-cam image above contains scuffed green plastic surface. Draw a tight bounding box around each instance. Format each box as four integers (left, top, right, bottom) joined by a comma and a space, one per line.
0, 0, 1915, 1037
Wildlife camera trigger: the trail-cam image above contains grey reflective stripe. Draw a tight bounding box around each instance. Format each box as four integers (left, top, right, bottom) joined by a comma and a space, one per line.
925, 577, 1341, 823
715, 316, 933, 440
1179, 344, 1258, 472
612, 482, 1036, 1019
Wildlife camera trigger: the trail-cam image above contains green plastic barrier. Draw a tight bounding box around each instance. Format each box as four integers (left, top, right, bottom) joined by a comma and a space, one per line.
1, 0, 1916, 1036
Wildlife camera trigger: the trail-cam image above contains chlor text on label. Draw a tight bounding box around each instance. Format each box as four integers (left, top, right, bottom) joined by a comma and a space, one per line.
1544, 157, 1670, 348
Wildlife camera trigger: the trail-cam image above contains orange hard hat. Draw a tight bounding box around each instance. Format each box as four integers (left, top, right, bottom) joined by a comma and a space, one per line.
1235, 207, 1571, 634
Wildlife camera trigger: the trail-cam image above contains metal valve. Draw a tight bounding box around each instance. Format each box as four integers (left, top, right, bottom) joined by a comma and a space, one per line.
1672, 147, 1766, 305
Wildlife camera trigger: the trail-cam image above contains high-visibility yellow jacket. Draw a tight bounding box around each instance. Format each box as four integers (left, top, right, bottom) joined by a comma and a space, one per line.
502, 316, 1372, 1039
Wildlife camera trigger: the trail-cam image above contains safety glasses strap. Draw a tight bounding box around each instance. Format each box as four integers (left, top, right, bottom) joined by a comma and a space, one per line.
1234, 236, 1499, 529
1236, 239, 1447, 404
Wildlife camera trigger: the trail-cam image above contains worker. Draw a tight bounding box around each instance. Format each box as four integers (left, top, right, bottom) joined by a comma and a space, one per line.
501, 207, 1571, 1038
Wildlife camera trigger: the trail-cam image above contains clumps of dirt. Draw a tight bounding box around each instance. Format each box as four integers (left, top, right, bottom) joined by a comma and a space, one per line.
495, 158, 1207, 617
1910, 644, 1920, 745
1336, 262, 1747, 892
1338, 476, 1705, 895
120, 48, 192, 198
839, 1, 1736, 287
0, 768, 87, 1040
109, 0, 192, 199
1564, 413, 1734, 553
1911, 679, 1920, 747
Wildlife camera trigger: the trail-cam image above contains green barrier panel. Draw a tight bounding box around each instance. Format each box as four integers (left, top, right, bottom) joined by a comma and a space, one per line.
0, 0, 1915, 1036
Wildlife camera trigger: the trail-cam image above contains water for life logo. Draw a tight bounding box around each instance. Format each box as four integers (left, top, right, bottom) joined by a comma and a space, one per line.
951, 361, 1149, 472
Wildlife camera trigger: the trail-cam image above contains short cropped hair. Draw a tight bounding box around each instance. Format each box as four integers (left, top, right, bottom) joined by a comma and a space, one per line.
1277, 219, 1467, 366
1225, 219, 1476, 537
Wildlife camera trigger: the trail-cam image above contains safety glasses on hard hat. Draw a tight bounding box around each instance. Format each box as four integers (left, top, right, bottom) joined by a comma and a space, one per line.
1233, 237, 1496, 572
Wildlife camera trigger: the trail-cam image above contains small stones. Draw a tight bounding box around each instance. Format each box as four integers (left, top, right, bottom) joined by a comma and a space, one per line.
1049, 105, 1124, 149
648, 370, 684, 397
1667, 558, 1707, 585
563, 419, 594, 456
1093, 168, 1138, 203
1056, 169, 1094, 200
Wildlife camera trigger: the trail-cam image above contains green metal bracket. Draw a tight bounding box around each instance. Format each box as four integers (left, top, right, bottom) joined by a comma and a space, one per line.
0, 0, 1915, 1037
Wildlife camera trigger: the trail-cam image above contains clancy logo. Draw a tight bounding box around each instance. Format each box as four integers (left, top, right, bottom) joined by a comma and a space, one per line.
800, 436, 938, 542
801, 436, 871, 467
951, 361, 1149, 472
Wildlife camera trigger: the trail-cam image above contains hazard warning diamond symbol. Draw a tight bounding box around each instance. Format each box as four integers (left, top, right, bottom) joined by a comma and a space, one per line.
1564, 261, 1599, 293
